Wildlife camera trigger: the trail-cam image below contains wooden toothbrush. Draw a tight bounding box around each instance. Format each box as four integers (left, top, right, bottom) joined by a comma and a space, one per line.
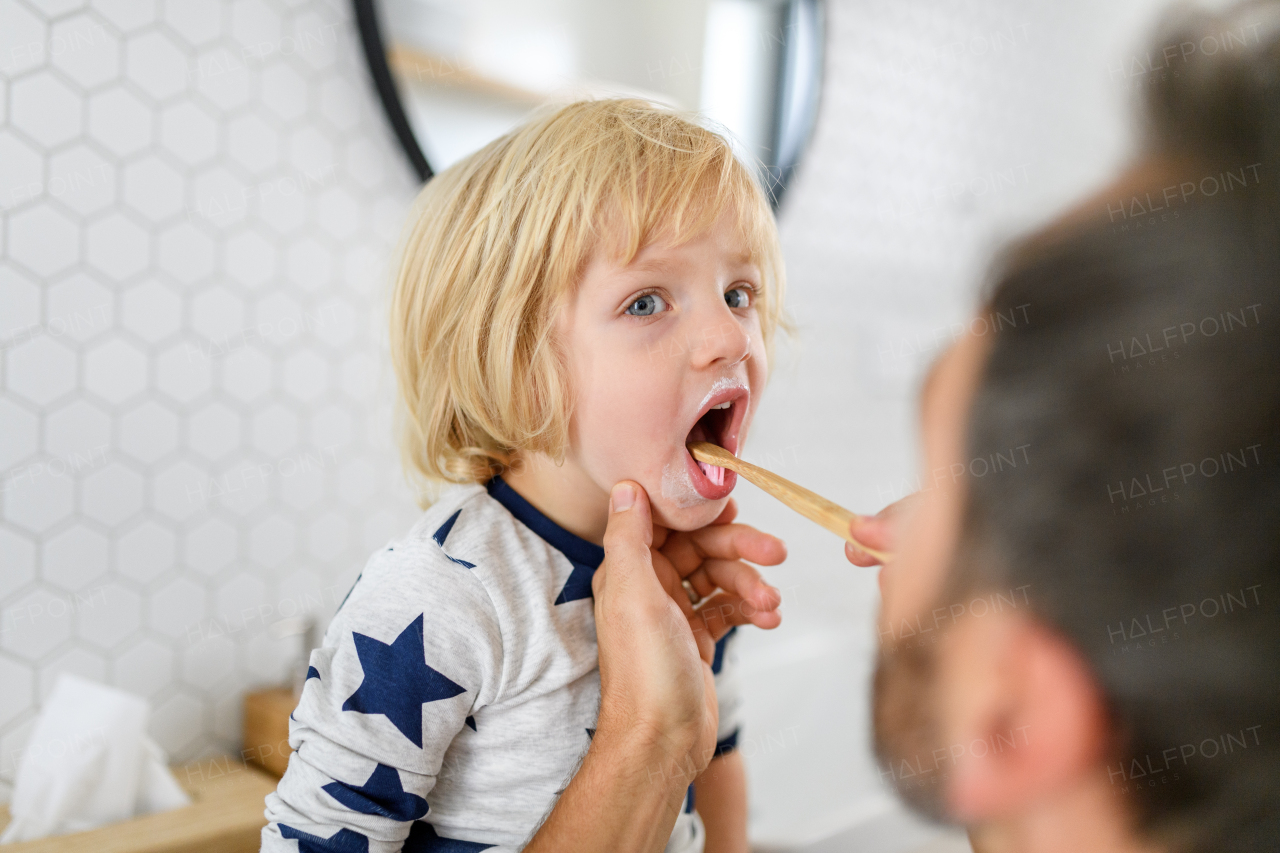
687, 441, 890, 563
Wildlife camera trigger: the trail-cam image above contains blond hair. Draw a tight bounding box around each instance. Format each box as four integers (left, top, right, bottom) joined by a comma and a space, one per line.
389, 98, 787, 493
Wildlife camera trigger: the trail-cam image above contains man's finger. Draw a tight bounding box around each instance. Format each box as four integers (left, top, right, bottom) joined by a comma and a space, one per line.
683, 566, 717, 600
602, 481, 653, 562
845, 539, 885, 566
848, 514, 892, 553
698, 558, 781, 614
596, 481, 660, 604
691, 615, 716, 664
652, 553, 699, 622
692, 591, 782, 643
661, 523, 787, 577
845, 492, 924, 566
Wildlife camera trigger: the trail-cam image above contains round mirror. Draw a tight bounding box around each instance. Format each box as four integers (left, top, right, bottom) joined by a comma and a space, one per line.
353, 0, 825, 209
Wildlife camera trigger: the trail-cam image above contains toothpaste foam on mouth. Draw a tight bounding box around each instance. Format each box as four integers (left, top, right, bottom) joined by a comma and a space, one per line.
662, 460, 702, 507
696, 460, 725, 486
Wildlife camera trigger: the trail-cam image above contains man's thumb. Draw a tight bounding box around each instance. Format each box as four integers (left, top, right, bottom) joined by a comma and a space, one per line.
603, 481, 653, 559
849, 514, 891, 551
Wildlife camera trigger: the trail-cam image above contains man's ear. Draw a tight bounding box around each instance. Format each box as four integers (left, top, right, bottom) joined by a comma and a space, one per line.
941, 614, 1111, 821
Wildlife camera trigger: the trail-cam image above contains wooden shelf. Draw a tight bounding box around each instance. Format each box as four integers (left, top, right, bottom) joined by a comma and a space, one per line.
387, 43, 545, 105
0, 758, 278, 853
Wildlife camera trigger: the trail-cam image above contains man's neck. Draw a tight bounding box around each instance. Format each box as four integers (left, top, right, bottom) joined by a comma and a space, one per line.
968, 770, 1165, 853
500, 452, 610, 545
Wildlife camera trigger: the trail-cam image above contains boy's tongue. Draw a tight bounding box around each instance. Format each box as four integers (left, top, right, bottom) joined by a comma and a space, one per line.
696, 459, 725, 485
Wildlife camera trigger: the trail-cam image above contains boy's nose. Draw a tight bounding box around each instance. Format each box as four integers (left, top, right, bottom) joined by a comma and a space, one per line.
689, 306, 751, 368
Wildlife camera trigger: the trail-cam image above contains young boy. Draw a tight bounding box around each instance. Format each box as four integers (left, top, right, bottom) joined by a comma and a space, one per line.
262, 98, 788, 852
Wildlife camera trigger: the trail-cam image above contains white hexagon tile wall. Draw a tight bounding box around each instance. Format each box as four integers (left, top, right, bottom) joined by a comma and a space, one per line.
0, 0, 423, 777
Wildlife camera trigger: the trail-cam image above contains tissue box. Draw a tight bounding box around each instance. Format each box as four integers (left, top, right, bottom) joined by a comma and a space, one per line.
0, 757, 277, 853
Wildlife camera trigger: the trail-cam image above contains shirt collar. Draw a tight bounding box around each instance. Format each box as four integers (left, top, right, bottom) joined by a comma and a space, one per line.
485, 476, 605, 570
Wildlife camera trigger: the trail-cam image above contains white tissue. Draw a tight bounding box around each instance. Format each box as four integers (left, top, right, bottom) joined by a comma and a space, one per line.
0, 674, 191, 843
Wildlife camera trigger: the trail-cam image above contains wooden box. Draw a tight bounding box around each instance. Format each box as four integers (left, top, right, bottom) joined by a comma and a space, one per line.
242, 687, 297, 778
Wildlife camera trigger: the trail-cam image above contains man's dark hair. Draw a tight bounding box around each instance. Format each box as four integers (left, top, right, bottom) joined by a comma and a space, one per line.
956, 2, 1279, 850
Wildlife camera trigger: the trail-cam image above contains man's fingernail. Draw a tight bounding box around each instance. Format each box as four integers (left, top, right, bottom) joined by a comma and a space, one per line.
611, 483, 635, 512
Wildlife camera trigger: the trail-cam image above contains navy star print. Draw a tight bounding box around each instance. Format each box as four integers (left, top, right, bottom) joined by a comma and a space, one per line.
342, 614, 467, 748
403, 821, 495, 852
322, 763, 428, 821
432, 510, 476, 568
279, 824, 369, 853
335, 572, 362, 615
552, 560, 595, 604
711, 626, 737, 674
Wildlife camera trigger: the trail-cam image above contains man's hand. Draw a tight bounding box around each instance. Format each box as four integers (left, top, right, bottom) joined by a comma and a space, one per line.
651, 497, 785, 663
592, 481, 722, 766
527, 483, 784, 853
845, 493, 919, 567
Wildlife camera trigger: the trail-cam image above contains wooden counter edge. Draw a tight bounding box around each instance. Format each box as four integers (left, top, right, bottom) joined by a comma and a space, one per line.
0, 758, 279, 853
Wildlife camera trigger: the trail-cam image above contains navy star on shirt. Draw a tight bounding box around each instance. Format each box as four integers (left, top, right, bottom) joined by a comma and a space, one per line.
336, 572, 362, 615
279, 824, 369, 853
322, 763, 428, 821
306, 666, 321, 681
552, 560, 595, 604
342, 614, 468, 748
432, 510, 476, 568
711, 626, 737, 674
403, 821, 495, 852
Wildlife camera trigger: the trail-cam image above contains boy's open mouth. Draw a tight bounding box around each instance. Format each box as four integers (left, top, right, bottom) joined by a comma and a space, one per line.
683, 383, 747, 500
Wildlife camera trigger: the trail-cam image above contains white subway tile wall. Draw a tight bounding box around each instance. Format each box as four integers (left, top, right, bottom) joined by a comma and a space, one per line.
0, 0, 420, 773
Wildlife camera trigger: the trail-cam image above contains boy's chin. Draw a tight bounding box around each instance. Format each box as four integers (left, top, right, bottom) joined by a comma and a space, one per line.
649, 493, 729, 531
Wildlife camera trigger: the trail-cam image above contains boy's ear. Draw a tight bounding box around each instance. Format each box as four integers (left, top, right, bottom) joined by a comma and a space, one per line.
941, 614, 1111, 822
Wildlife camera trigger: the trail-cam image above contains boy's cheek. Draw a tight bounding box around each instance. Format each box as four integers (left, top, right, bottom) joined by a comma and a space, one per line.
580, 416, 673, 494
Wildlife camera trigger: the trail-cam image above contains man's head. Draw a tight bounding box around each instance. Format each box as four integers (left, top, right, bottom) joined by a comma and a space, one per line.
874, 3, 1280, 850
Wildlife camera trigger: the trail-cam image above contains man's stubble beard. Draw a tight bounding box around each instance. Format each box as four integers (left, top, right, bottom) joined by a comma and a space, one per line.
872, 632, 955, 823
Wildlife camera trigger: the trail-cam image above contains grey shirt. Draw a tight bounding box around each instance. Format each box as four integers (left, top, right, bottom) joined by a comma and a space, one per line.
261, 477, 743, 852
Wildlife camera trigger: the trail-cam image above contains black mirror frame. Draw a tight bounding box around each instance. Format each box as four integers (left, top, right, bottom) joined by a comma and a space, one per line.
351, 0, 824, 210
768, 0, 825, 210
352, 0, 433, 182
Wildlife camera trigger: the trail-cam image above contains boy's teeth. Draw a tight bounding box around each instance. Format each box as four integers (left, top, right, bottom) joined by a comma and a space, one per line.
711, 402, 731, 409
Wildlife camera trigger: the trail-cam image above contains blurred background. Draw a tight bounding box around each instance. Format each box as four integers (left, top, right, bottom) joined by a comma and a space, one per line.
0, 0, 1242, 850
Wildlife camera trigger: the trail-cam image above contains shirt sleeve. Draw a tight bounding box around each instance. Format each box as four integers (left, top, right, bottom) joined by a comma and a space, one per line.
261, 542, 507, 853
710, 626, 743, 756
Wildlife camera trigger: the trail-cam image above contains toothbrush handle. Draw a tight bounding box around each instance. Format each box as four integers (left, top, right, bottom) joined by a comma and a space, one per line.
687, 442, 891, 562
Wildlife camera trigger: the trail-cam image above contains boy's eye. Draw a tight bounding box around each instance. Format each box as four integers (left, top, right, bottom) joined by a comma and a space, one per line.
724, 287, 751, 309
625, 293, 668, 316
